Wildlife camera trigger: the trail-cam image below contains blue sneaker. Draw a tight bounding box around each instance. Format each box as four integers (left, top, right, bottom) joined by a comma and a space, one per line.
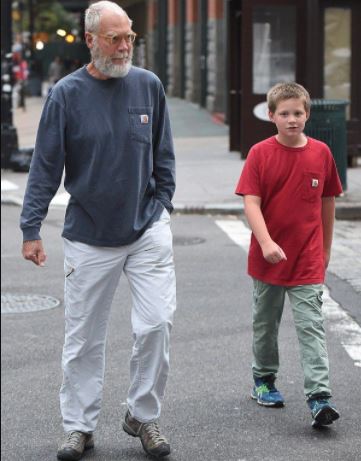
308, 398, 340, 428
251, 376, 285, 407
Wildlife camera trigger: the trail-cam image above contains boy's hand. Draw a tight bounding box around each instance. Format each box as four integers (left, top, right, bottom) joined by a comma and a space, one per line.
261, 240, 287, 264
22, 240, 47, 267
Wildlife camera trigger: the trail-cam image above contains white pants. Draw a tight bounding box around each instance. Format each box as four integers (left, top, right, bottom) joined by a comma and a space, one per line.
60, 210, 176, 433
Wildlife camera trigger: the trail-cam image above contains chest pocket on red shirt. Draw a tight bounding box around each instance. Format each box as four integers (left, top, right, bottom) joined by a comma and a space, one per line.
128, 107, 153, 144
301, 171, 324, 202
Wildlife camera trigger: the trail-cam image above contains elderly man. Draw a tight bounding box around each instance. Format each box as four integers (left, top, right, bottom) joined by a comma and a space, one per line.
20, 1, 176, 459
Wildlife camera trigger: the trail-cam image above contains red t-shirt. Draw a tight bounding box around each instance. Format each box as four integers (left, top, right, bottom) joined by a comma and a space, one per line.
235, 136, 342, 286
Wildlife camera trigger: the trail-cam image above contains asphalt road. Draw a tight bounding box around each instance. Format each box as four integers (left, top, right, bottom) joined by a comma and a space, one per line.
1, 205, 360, 461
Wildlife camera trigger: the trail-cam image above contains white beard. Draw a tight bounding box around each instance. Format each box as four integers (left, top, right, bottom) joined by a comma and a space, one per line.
91, 40, 133, 78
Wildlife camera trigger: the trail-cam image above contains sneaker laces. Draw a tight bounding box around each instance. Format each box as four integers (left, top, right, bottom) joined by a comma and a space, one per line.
257, 384, 270, 394
143, 422, 167, 444
313, 399, 329, 407
65, 431, 84, 449
257, 383, 277, 394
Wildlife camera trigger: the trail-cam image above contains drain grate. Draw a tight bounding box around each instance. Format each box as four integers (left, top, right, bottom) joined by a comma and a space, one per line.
1, 293, 60, 314
173, 236, 206, 246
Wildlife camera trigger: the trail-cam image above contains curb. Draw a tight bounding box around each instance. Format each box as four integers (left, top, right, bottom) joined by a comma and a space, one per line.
175, 204, 361, 219
335, 204, 361, 221
1, 194, 23, 207
2, 195, 361, 220
173, 203, 244, 215
1, 194, 246, 215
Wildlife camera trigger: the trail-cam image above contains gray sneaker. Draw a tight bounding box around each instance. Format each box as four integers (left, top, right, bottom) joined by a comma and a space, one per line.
123, 410, 170, 458
57, 431, 94, 460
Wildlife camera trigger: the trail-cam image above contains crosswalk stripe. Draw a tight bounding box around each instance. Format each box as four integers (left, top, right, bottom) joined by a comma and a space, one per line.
50, 192, 70, 207
216, 219, 361, 368
1, 180, 19, 191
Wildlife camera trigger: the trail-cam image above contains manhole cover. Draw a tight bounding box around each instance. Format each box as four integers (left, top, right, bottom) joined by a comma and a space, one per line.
1, 293, 60, 314
173, 236, 206, 246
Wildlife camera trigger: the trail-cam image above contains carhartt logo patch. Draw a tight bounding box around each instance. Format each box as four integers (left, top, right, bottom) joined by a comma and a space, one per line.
140, 114, 149, 124
312, 179, 319, 188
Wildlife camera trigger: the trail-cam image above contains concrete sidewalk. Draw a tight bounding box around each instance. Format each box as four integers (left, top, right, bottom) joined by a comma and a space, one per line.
2, 95, 361, 219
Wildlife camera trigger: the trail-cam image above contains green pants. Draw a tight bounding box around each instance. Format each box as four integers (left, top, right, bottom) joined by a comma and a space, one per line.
252, 279, 331, 398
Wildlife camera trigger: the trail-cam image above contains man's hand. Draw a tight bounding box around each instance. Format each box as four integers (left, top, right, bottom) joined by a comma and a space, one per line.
22, 240, 47, 266
261, 240, 287, 265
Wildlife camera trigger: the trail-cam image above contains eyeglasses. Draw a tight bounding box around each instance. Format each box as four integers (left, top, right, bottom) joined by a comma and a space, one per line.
94, 32, 137, 46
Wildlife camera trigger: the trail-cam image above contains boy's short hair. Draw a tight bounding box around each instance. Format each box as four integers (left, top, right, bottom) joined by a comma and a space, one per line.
267, 82, 311, 113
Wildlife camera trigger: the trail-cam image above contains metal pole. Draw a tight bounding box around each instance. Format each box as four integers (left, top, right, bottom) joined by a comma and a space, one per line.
28, 0, 35, 61
1, 0, 14, 126
1, 0, 20, 168
179, 0, 185, 99
199, 0, 208, 107
157, 0, 168, 90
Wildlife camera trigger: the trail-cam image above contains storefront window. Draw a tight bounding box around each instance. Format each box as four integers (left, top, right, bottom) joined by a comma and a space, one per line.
252, 6, 296, 94
324, 7, 351, 119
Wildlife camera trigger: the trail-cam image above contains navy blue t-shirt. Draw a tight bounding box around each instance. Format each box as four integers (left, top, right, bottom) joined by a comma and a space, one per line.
20, 66, 175, 246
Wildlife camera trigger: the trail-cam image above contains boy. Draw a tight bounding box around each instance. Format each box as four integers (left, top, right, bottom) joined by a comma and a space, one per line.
235, 82, 342, 428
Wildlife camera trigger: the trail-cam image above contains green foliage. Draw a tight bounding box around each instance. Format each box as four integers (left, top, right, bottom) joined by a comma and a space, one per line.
35, 0, 77, 34
13, 0, 78, 36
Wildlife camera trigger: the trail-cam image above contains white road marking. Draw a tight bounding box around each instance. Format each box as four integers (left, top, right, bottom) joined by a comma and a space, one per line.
50, 191, 70, 207
216, 219, 251, 251
1, 180, 19, 191
1, 179, 70, 207
216, 219, 361, 368
322, 286, 361, 368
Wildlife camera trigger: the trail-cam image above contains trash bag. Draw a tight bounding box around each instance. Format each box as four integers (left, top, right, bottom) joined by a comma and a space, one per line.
1, 124, 19, 169
10, 147, 33, 172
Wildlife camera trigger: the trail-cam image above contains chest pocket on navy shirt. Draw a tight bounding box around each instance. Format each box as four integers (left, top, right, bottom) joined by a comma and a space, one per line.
128, 107, 153, 144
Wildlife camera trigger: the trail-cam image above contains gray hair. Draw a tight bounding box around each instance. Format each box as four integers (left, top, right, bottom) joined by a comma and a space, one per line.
85, 1, 132, 34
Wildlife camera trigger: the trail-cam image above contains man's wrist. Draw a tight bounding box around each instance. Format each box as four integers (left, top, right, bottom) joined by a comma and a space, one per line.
22, 228, 41, 242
